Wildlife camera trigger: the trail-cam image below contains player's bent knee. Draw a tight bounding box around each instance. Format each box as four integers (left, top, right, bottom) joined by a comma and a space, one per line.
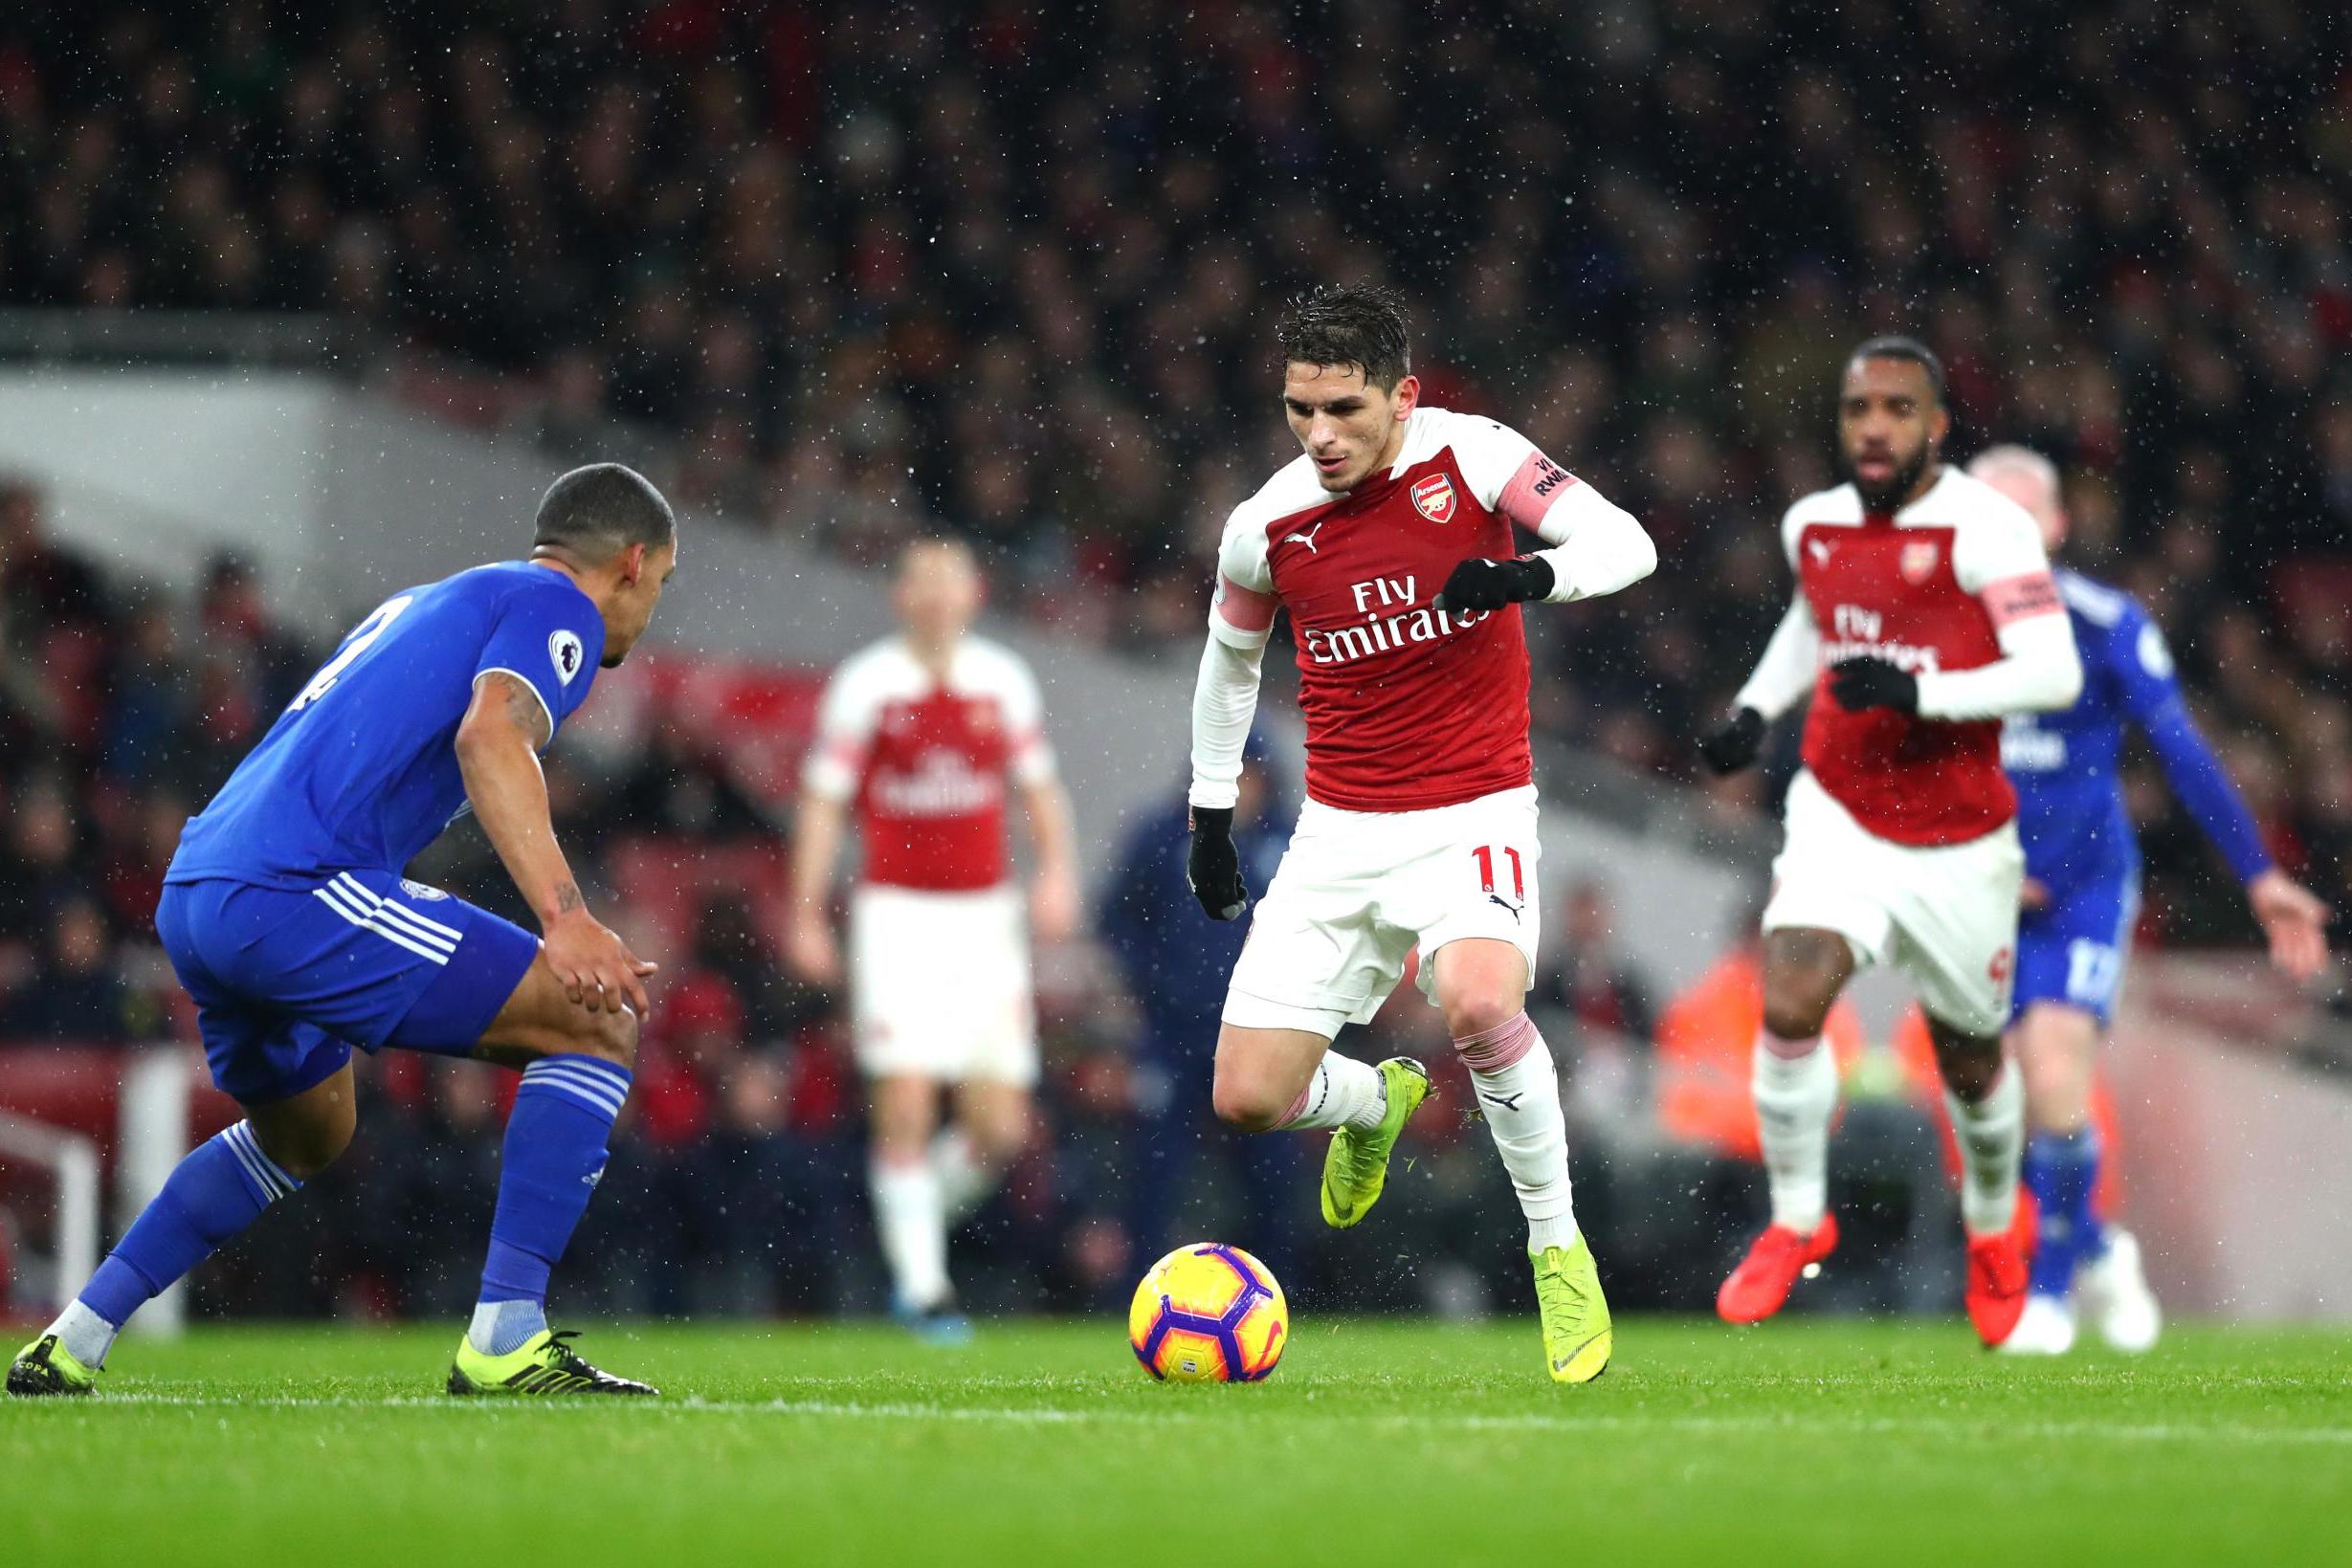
1210, 1070, 1289, 1133
1439, 990, 1520, 1042
1761, 990, 1835, 1043
564, 1003, 639, 1071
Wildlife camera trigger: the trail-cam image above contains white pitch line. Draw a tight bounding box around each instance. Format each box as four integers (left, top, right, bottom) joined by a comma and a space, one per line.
59, 1393, 2352, 1447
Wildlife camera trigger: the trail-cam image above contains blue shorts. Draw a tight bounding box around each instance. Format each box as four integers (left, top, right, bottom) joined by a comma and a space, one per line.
157, 872, 542, 1106
2010, 871, 2141, 1026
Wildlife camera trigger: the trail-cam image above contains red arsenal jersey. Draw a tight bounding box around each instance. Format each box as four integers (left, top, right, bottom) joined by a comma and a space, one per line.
1209, 408, 1557, 812
805, 635, 1054, 890
1787, 471, 2059, 846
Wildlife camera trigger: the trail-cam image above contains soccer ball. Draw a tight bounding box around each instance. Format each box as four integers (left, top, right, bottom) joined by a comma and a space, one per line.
1128, 1243, 1288, 1382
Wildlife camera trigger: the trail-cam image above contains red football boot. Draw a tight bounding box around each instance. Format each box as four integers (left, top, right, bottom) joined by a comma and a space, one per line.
1717, 1214, 1840, 1325
1964, 1201, 2034, 1347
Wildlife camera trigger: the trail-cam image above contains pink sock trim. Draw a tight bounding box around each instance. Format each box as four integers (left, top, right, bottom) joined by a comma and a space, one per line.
1759, 1027, 1821, 1061
1276, 1077, 1314, 1127
1455, 1012, 1540, 1073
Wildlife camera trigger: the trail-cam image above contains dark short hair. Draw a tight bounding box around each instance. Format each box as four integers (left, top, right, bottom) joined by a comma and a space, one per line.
1848, 335, 1946, 406
1276, 284, 1412, 389
533, 463, 675, 561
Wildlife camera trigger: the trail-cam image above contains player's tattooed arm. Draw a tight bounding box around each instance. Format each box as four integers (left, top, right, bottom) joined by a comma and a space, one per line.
457, 671, 655, 1014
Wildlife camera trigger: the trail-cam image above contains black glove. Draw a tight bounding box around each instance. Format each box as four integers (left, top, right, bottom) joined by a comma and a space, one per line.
1187, 806, 1249, 920
1433, 555, 1554, 614
1697, 706, 1766, 775
1829, 656, 1919, 715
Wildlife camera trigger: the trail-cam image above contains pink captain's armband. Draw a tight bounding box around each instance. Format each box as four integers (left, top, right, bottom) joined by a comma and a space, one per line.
1212, 574, 1277, 635
1984, 571, 2063, 628
1496, 451, 1582, 530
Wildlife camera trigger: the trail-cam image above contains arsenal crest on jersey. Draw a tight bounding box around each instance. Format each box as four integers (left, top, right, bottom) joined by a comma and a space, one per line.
1409, 473, 1456, 523
1898, 540, 1941, 585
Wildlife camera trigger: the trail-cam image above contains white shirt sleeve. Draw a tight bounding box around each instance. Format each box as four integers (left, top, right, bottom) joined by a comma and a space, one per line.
1452, 411, 1656, 603
1187, 632, 1265, 810
1209, 504, 1278, 650
804, 660, 878, 802
1733, 597, 1821, 720
996, 651, 1057, 786
1915, 483, 2080, 719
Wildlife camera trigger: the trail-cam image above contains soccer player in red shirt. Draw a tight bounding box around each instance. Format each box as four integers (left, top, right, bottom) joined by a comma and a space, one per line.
1186, 285, 1656, 1381
789, 539, 1079, 1340
1699, 339, 2084, 1346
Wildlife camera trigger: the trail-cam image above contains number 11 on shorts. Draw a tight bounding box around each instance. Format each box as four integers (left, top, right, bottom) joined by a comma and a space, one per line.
1472, 845, 1524, 900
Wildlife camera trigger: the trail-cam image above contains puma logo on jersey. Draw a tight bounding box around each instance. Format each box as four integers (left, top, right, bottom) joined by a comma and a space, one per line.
1283, 519, 1330, 553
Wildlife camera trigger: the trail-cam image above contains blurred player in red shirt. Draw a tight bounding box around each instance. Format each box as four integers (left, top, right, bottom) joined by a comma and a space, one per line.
1699, 339, 2083, 1345
1185, 285, 1656, 1381
788, 540, 1078, 1340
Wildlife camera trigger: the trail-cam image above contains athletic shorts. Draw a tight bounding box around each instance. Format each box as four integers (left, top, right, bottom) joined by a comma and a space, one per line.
1763, 770, 2024, 1038
849, 884, 1036, 1087
2010, 870, 2140, 1026
157, 872, 542, 1106
1222, 784, 1541, 1042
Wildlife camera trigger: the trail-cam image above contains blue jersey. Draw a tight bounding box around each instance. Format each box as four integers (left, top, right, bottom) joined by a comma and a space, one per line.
2002, 569, 2270, 902
169, 563, 606, 891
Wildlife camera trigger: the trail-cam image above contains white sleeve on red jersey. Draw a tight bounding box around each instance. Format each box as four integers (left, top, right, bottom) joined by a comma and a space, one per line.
1432, 408, 1655, 603
1734, 597, 1821, 720
804, 646, 887, 802
1207, 478, 1288, 651
1915, 474, 2081, 719
974, 641, 1058, 786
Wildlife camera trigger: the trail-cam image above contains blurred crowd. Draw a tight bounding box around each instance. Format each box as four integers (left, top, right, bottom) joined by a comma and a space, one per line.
3, 0, 2350, 1314
2, 0, 2344, 937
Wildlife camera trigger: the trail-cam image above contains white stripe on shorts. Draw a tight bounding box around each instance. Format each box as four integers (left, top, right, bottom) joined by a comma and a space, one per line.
329, 873, 460, 949
313, 883, 450, 965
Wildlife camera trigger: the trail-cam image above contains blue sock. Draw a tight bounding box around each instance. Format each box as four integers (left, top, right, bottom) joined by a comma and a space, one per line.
474, 1054, 630, 1355
71, 1122, 299, 1361
2024, 1127, 2102, 1299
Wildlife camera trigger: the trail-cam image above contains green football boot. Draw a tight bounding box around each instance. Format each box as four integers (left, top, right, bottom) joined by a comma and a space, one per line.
1319, 1056, 1431, 1228
1533, 1235, 1613, 1384
447, 1329, 657, 1397
7, 1334, 98, 1397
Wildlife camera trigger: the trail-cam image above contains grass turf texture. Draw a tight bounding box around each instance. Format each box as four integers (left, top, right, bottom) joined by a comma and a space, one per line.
5, 1318, 2347, 1567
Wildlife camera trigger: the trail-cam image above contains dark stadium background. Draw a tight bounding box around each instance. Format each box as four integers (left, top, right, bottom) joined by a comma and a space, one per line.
0, 2, 2346, 1323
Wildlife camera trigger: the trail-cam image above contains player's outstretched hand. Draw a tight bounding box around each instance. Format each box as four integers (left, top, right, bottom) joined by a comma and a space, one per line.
1829, 655, 1919, 715
2248, 869, 2332, 983
1187, 806, 1249, 921
1433, 556, 1554, 614
544, 909, 658, 1017
1697, 707, 1766, 775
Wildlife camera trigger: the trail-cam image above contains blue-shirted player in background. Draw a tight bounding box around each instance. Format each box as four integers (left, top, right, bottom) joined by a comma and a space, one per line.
1968, 447, 2331, 1357
9, 464, 679, 1398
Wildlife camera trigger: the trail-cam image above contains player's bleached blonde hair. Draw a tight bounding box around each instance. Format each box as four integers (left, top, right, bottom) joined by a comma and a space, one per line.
1966, 444, 2061, 504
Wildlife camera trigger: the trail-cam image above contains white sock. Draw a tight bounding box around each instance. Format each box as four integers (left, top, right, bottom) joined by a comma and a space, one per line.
1753, 1032, 1838, 1232
48, 1299, 119, 1369
1276, 1052, 1387, 1132
1943, 1060, 2025, 1236
1457, 1014, 1580, 1254
932, 1129, 997, 1225
870, 1159, 952, 1311
467, 1298, 547, 1357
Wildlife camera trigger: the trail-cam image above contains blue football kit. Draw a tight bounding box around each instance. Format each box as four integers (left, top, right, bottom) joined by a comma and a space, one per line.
2002, 569, 2271, 1026
159, 562, 606, 1103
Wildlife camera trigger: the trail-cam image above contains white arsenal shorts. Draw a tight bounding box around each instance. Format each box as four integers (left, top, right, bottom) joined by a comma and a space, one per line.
849, 884, 1037, 1087
1763, 769, 2024, 1037
1223, 784, 1542, 1041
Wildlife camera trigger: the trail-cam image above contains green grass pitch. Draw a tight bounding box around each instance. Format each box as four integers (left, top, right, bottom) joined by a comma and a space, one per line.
4, 1317, 2347, 1567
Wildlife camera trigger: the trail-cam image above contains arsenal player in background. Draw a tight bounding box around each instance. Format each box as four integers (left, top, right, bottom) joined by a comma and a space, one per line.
1185, 285, 1655, 1383
789, 539, 1078, 1341
1699, 339, 2083, 1347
